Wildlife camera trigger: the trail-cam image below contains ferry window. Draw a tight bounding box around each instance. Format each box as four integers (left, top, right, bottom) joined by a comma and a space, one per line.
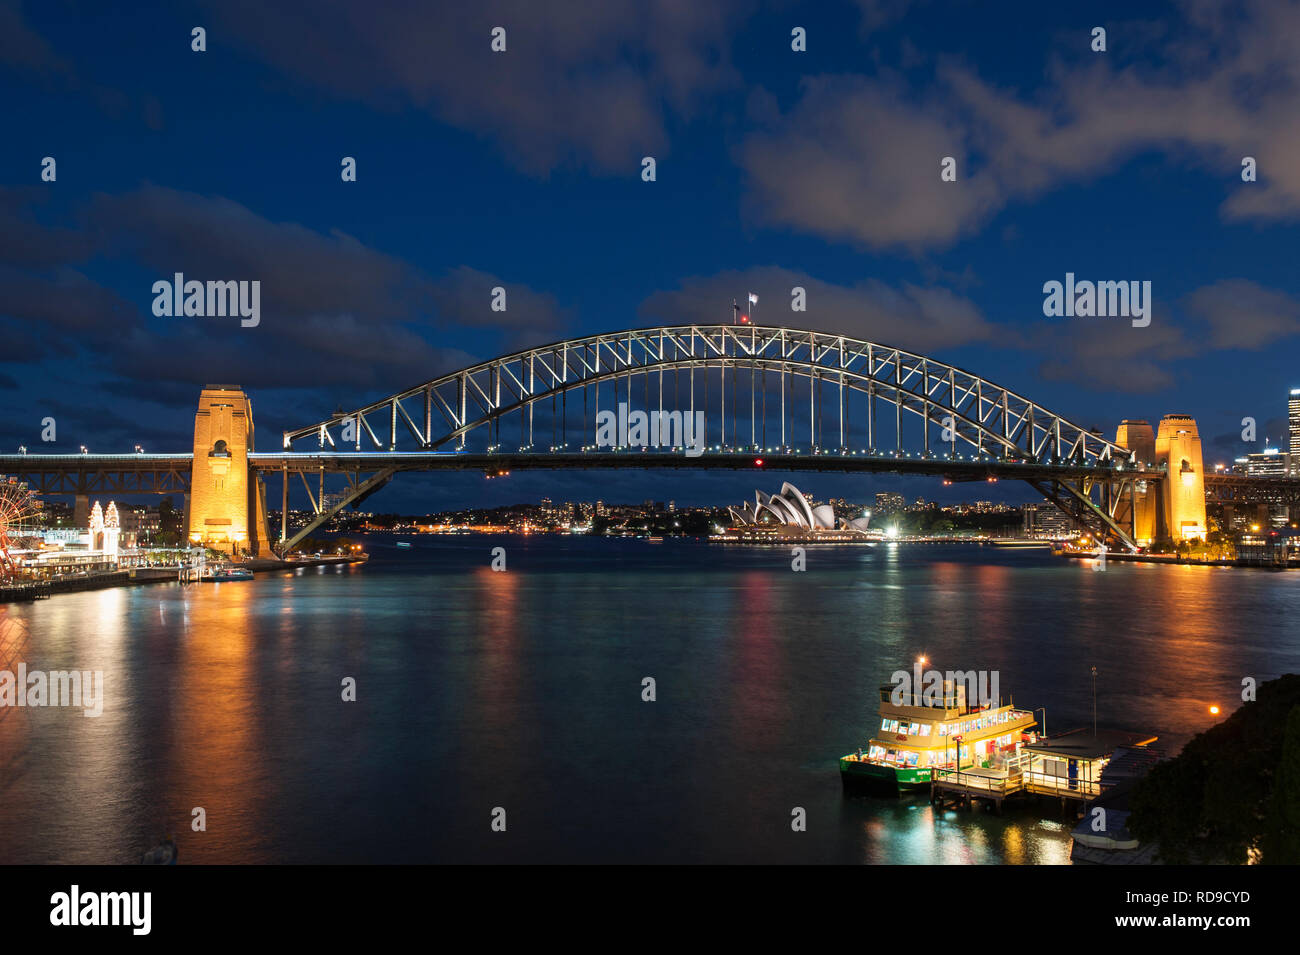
904, 752, 919, 767
881, 719, 890, 732
886, 719, 899, 733
908, 722, 920, 735
919, 724, 931, 736
869, 745, 885, 760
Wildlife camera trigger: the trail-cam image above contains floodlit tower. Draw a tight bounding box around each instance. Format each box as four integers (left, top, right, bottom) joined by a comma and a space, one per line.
1154, 414, 1207, 541
1114, 420, 1156, 544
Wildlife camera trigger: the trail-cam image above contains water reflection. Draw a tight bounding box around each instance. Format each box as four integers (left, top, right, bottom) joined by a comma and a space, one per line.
0, 540, 1296, 863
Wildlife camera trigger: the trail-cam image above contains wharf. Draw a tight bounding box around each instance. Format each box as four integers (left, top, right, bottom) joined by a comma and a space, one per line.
2, 555, 368, 602
930, 729, 1158, 815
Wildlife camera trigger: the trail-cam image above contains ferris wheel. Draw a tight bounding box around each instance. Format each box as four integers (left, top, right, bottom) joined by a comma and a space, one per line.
0, 477, 42, 579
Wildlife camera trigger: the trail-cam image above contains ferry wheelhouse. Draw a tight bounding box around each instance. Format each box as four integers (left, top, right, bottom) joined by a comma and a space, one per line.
841, 679, 1039, 792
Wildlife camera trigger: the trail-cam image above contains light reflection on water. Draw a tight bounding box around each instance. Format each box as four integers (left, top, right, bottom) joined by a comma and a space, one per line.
1, 537, 1297, 864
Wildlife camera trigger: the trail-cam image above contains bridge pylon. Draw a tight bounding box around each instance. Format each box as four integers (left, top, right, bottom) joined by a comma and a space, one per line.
187, 386, 274, 558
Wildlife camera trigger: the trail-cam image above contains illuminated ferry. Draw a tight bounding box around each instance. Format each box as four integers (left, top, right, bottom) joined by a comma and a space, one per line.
840, 669, 1039, 792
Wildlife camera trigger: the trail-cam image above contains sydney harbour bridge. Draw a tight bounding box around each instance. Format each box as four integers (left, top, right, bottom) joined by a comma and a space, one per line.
2, 325, 1295, 555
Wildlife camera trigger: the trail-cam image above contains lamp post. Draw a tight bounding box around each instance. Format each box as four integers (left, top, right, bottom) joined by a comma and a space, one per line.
1090, 666, 1098, 737
1035, 707, 1047, 738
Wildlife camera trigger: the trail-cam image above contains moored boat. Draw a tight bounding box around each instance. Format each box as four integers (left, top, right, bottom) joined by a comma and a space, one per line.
208, 566, 254, 581
840, 669, 1039, 793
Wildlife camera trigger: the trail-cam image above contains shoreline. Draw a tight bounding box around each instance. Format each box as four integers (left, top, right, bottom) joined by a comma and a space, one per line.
0, 555, 369, 603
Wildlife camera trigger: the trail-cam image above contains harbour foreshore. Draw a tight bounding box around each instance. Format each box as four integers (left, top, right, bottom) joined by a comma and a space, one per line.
1, 554, 368, 602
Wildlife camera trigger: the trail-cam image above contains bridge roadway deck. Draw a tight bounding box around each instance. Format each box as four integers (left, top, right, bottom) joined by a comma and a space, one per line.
11, 450, 1300, 494
0, 451, 1161, 483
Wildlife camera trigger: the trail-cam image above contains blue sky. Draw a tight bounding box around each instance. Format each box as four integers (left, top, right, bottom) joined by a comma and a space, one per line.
2, 0, 1298, 510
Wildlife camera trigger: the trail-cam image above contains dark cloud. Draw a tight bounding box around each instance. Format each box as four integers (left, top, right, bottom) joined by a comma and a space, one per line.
0, 1, 67, 75
0, 186, 569, 404
1182, 279, 1300, 350
429, 265, 570, 351
739, 0, 1300, 249
89, 185, 436, 325
204, 0, 747, 175
0, 188, 96, 268
638, 266, 1003, 353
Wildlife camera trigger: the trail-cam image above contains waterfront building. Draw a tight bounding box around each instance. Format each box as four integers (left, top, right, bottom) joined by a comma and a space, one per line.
1022, 502, 1074, 539
116, 505, 161, 547
88, 501, 120, 560
1237, 448, 1292, 478
875, 492, 905, 513
727, 482, 872, 535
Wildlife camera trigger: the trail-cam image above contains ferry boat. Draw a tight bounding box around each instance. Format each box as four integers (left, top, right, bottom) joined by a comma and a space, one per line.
840, 674, 1039, 792
208, 566, 254, 582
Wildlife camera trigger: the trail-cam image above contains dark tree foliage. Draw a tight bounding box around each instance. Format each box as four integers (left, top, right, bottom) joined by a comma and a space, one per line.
1261, 704, 1300, 864
1128, 674, 1300, 864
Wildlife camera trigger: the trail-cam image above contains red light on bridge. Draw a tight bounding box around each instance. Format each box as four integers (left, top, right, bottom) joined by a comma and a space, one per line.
740, 315, 750, 324
754, 458, 764, 467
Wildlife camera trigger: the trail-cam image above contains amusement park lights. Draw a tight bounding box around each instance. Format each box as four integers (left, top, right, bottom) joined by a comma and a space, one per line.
0, 478, 42, 579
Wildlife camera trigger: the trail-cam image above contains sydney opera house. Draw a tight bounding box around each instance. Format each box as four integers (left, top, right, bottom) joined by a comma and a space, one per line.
724, 482, 877, 539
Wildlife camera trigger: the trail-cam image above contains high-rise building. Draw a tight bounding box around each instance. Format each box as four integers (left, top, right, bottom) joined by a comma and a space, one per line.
1237, 449, 1291, 477
1289, 388, 1300, 463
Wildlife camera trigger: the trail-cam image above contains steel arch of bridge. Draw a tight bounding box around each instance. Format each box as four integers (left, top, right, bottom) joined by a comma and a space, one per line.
284, 325, 1136, 468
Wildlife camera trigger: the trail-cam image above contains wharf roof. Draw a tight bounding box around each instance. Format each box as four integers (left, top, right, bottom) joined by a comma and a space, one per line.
1023, 729, 1158, 761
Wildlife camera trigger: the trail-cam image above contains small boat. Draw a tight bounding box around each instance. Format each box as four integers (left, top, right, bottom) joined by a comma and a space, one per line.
208, 566, 254, 582
840, 670, 1038, 792
395, 541, 413, 549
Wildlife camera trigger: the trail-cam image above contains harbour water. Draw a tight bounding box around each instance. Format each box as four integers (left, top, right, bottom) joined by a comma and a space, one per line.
2, 537, 1297, 864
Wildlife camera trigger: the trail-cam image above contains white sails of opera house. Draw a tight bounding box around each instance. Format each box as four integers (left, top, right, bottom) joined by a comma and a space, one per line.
725, 482, 874, 536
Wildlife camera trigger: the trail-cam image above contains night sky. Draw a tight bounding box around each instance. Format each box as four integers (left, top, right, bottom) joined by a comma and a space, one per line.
3, 0, 1298, 512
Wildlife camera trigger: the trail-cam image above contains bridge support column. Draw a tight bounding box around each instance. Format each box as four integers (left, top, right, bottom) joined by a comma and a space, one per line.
73, 494, 89, 530
1155, 414, 1207, 542
188, 385, 275, 558
1114, 420, 1156, 546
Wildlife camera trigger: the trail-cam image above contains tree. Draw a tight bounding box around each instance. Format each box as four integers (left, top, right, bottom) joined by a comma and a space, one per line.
158, 497, 182, 537
1261, 705, 1300, 864
1129, 674, 1300, 863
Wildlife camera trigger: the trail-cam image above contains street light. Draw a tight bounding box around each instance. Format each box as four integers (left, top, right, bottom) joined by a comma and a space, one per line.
1035, 707, 1048, 738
